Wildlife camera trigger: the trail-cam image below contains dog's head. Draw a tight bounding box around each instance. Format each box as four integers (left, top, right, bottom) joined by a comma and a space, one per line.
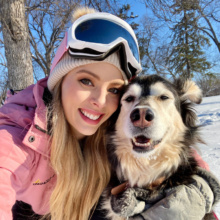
115, 75, 202, 154
109, 75, 202, 185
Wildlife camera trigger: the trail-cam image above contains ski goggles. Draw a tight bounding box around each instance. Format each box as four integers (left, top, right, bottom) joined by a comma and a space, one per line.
50, 12, 142, 80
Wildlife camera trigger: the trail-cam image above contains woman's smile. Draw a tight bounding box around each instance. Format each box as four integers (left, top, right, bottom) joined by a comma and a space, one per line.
79, 108, 104, 125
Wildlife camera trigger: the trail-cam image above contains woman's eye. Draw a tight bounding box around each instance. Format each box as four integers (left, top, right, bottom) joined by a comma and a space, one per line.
80, 79, 93, 86
109, 88, 120, 95
124, 96, 135, 102
160, 95, 169, 100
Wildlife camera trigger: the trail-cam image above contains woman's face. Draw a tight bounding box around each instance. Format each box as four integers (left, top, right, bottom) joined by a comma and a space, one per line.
61, 62, 124, 140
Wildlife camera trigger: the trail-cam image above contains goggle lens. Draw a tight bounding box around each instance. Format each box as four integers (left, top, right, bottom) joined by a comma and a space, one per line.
75, 19, 140, 62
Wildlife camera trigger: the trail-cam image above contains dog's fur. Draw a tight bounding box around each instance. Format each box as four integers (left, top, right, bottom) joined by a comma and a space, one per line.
102, 74, 206, 219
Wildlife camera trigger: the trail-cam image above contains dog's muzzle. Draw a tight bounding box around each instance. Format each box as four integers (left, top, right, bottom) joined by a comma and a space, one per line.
129, 106, 161, 153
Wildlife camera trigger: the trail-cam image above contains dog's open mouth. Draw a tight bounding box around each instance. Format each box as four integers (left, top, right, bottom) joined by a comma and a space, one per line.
132, 135, 161, 153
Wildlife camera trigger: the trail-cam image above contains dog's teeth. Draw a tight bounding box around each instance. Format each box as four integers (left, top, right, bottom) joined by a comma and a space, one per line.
132, 137, 151, 147
135, 142, 150, 147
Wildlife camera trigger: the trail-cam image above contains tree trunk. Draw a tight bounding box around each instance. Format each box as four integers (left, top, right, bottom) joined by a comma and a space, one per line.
0, 0, 34, 91
184, 10, 191, 79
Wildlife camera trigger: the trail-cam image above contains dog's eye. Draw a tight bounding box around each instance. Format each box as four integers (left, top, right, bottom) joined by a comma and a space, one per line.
124, 96, 135, 102
160, 95, 169, 100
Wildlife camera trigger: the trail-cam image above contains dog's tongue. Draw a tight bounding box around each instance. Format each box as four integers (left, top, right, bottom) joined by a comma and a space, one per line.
136, 135, 150, 144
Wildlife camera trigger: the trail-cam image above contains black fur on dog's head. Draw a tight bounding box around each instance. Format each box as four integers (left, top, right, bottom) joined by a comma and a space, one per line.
107, 74, 203, 187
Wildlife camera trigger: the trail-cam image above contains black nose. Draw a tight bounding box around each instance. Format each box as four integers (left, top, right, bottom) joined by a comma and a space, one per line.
130, 108, 154, 128
130, 109, 140, 122
145, 109, 154, 121
130, 108, 154, 122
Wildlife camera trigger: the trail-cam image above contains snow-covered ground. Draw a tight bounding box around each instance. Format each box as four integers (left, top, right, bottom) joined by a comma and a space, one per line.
196, 95, 220, 218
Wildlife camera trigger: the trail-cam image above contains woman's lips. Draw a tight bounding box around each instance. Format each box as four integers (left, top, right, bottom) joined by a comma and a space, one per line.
79, 108, 104, 125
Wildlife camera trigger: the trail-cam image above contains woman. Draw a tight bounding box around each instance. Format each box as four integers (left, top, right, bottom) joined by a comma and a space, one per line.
0, 7, 140, 220
0, 7, 219, 220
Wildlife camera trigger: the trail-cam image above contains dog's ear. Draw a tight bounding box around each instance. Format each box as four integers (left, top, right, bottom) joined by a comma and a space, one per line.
180, 80, 203, 104
174, 79, 202, 129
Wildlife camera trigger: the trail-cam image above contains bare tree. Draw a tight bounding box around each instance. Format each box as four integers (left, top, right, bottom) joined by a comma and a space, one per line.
0, 0, 34, 90
26, 0, 82, 78
84, 0, 119, 13
0, 0, 134, 100
26, 0, 123, 79
0, 37, 8, 105
196, 0, 220, 53
138, 16, 160, 74
137, 14, 177, 78
196, 73, 220, 96
144, 0, 220, 53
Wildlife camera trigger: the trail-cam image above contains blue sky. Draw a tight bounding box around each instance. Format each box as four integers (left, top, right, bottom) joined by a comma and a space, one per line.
124, 0, 220, 75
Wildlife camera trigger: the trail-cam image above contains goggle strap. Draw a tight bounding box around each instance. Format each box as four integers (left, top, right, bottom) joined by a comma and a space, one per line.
129, 75, 137, 82
68, 44, 131, 76
50, 32, 68, 73
68, 43, 138, 79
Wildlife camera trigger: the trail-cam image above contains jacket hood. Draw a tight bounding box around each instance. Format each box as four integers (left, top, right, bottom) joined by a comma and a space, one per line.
0, 78, 48, 131
0, 77, 50, 157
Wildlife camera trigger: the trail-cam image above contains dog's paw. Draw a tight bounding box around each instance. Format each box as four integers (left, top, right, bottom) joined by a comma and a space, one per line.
110, 188, 145, 218
135, 187, 165, 203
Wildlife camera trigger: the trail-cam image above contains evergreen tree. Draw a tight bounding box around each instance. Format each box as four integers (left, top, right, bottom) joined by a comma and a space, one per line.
166, 0, 211, 79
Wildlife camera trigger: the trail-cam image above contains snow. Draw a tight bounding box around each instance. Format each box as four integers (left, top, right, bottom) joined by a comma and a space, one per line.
195, 95, 220, 218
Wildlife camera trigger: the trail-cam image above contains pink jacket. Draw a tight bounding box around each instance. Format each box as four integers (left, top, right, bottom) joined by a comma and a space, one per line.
0, 77, 210, 220
0, 77, 55, 219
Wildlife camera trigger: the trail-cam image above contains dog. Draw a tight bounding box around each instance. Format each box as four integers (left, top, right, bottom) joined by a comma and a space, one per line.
101, 74, 209, 219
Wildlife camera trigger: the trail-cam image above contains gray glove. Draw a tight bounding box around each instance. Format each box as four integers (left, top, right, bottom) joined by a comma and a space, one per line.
111, 168, 220, 220
131, 168, 220, 220
111, 187, 161, 218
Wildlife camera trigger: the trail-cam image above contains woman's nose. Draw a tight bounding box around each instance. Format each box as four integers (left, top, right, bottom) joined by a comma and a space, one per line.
90, 88, 107, 108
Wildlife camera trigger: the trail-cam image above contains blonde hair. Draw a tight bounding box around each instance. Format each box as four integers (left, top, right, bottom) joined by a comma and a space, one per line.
46, 79, 111, 220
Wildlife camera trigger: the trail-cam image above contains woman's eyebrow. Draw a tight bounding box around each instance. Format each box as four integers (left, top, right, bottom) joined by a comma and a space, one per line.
110, 82, 124, 87
76, 69, 99, 79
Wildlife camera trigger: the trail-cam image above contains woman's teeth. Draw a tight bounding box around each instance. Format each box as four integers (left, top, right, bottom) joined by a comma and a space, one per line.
81, 109, 101, 120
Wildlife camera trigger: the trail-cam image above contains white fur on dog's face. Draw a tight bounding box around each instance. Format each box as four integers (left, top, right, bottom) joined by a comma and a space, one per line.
110, 76, 202, 187
116, 82, 185, 155
113, 81, 187, 186
107, 76, 202, 191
